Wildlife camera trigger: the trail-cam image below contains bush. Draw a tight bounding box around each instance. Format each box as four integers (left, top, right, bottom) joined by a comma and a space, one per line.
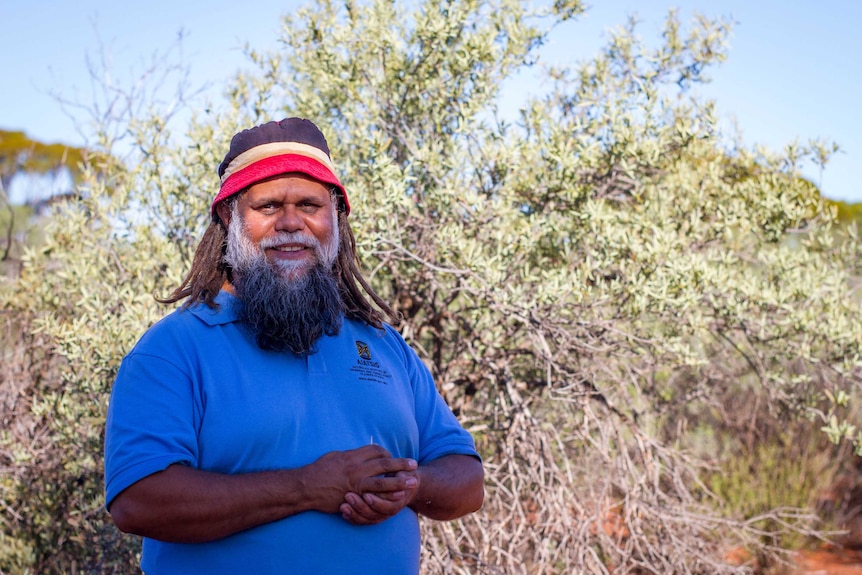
2, 0, 861, 573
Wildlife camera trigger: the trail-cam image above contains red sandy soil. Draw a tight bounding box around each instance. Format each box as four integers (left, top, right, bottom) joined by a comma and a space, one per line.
791, 468, 862, 575
767, 460, 862, 574
791, 547, 862, 575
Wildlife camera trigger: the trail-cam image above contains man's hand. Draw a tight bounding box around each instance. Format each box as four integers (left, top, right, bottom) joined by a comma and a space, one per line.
340, 454, 484, 526
339, 470, 420, 525
304, 444, 418, 515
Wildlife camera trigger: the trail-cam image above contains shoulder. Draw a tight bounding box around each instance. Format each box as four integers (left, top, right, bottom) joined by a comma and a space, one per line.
130, 291, 240, 356
341, 318, 410, 351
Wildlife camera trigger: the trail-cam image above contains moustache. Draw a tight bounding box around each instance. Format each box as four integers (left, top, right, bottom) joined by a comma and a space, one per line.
258, 232, 321, 250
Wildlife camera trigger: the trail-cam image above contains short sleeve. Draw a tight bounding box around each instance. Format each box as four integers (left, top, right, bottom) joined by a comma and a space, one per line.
104, 349, 200, 508
386, 326, 480, 464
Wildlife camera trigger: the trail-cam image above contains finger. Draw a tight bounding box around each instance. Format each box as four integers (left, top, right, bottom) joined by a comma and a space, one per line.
378, 457, 418, 474
360, 491, 412, 517
360, 471, 418, 494
341, 502, 375, 525
354, 444, 393, 460
366, 489, 407, 502
349, 491, 404, 519
360, 456, 417, 478
346, 492, 377, 516
342, 493, 387, 524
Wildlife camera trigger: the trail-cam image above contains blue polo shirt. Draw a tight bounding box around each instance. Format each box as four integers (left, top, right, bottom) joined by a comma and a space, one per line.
104, 291, 478, 574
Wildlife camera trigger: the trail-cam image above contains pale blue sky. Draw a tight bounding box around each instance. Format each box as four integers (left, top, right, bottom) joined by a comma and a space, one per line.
2, 0, 860, 202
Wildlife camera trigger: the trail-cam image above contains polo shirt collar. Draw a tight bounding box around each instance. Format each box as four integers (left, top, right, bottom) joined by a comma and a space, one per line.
189, 290, 241, 326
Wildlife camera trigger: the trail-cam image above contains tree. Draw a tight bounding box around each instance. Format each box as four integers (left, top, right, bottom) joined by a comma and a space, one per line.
0, 129, 89, 194
0, 130, 92, 275
2, 0, 861, 573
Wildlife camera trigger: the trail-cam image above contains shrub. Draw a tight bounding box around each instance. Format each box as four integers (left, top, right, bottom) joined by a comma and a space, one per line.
2, 1, 860, 572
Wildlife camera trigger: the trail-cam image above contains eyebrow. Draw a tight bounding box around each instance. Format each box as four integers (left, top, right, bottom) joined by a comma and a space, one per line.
249, 191, 329, 205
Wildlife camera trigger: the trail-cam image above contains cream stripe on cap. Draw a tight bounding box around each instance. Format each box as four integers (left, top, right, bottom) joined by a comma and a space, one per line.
220, 141, 336, 185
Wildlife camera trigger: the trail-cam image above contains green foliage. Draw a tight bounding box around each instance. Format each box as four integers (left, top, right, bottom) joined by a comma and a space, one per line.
2, 0, 861, 573
0, 130, 105, 283
826, 197, 862, 227
1, 167, 167, 573
706, 428, 844, 553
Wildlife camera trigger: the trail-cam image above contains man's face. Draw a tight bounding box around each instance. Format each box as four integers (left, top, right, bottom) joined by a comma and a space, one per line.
219, 173, 339, 279
218, 172, 344, 354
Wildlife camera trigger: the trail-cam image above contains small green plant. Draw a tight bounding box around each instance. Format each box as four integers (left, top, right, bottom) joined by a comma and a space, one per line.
707, 428, 844, 553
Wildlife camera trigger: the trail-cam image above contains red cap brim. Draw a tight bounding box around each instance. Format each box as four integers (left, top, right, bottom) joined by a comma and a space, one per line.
211, 154, 349, 218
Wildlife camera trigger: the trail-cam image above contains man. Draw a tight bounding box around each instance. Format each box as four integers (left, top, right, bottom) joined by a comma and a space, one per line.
104, 117, 484, 574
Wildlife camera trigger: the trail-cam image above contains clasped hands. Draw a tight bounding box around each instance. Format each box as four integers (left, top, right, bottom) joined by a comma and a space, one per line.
310, 444, 420, 526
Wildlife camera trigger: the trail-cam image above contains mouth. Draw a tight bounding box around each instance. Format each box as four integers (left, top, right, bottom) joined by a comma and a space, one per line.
265, 242, 317, 266
259, 233, 320, 266
268, 244, 309, 256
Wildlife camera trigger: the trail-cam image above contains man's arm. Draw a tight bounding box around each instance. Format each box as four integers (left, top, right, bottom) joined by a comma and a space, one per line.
340, 454, 484, 525
108, 445, 417, 543
408, 454, 484, 520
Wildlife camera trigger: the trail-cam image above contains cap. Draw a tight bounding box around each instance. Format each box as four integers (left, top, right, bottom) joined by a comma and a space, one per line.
212, 117, 349, 218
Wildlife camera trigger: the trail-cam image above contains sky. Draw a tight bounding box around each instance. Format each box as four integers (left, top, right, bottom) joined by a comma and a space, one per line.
2, 0, 860, 203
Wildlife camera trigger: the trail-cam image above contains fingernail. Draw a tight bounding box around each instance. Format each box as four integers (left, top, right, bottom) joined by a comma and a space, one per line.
405, 478, 417, 487
364, 494, 373, 504
409, 459, 418, 469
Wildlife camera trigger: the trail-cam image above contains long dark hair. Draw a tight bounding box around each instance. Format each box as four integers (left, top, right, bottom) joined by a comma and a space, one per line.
157, 197, 398, 329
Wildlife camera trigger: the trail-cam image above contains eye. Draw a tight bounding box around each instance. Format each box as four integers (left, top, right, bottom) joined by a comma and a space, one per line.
298, 201, 322, 213
255, 202, 280, 214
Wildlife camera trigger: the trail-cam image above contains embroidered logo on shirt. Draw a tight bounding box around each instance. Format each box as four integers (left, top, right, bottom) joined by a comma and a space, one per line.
351, 340, 391, 384
355, 340, 372, 360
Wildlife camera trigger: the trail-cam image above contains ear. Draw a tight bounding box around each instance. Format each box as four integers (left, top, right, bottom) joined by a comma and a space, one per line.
215, 200, 232, 227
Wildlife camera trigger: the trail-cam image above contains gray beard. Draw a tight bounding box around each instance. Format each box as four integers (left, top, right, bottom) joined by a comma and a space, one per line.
224, 205, 344, 356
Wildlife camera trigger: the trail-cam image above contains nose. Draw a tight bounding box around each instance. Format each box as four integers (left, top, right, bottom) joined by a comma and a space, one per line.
275, 205, 305, 233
